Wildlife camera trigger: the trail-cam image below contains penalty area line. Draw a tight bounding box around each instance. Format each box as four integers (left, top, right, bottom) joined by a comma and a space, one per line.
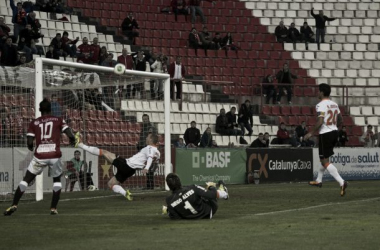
253, 197, 380, 216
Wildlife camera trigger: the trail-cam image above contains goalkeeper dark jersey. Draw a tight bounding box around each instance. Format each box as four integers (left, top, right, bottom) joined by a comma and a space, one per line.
166, 185, 218, 219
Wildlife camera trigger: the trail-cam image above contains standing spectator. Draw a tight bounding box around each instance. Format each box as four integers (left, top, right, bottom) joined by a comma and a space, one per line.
132, 51, 147, 99
188, 0, 213, 24
188, 28, 206, 55
337, 126, 348, 147
45, 44, 59, 59
61, 31, 78, 58
222, 32, 239, 51
262, 74, 276, 105
184, 121, 201, 147
296, 121, 315, 147
1, 37, 18, 66
238, 100, 253, 136
275, 21, 289, 43
226, 107, 242, 136
15, 54, 27, 66
169, 56, 186, 100
212, 32, 223, 50
276, 122, 298, 147
288, 23, 301, 43
99, 46, 108, 65
360, 125, 376, 148
101, 53, 117, 67
300, 22, 315, 49
151, 54, 164, 100
121, 13, 139, 43
215, 108, 233, 136
171, 0, 188, 22
90, 37, 101, 64
117, 48, 134, 70
77, 37, 92, 64
0, 17, 11, 44
276, 63, 298, 105
10, 0, 28, 39
250, 133, 268, 148
200, 127, 213, 148
51, 94, 62, 117
310, 8, 336, 49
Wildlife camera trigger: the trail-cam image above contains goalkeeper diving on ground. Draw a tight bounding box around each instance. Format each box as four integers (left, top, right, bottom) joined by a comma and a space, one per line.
75, 132, 160, 200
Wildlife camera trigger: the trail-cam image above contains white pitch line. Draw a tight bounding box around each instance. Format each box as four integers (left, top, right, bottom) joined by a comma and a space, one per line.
253, 197, 380, 216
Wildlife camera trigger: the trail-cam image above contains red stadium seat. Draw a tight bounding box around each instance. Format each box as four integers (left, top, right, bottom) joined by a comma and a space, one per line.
291, 106, 301, 115
262, 106, 271, 115
346, 136, 361, 147
112, 122, 121, 132
271, 106, 280, 115
120, 134, 128, 146
288, 116, 299, 126
135, 123, 142, 134
102, 133, 112, 145
343, 116, 353, 126
278, 116, 288, 124
86, 133, 96, 145
281, 106, 291, 115
87, 121, 96, 132
110, 133, 119, 145
307, 116, 317, 126
352, 126, 363, 136
95, 121, 103, 132
120, 122, 129, 132
113, 112, 122, 121
301, 106, 312, 115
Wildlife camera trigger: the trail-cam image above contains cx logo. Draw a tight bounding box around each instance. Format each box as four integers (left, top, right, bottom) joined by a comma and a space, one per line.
248, 153, 268, 178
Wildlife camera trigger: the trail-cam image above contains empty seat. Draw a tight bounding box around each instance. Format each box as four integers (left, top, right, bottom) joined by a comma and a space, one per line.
354, 117, 366, 126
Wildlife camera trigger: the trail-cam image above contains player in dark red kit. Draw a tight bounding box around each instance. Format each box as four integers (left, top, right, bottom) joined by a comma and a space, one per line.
4, 98, 76, 216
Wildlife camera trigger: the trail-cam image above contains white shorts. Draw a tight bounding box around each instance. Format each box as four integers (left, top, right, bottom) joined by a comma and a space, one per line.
27, 157, 63, 178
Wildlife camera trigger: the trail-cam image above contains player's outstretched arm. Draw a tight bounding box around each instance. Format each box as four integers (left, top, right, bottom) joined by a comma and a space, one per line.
27, 136, 34, 151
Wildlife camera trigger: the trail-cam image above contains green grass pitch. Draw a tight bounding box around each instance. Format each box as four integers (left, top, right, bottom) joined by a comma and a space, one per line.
1, 180, 380, 250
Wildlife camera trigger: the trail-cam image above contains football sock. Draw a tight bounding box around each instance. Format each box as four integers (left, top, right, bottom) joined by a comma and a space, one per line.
326, 164, 344, 186
112, 185, 126, 196
316, 166, 326, 183
217, 190, 228, 199
51, 182, 62, 209
78, 143, 102, 156
12, 181, 28, 206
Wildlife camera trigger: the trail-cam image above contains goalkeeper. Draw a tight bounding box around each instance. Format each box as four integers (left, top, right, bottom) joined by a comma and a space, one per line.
75, 133, 160, 200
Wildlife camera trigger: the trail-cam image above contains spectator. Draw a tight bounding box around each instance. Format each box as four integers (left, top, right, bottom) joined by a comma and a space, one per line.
50, 33, 66, 57
288, 23, 301, 43
238, 100, 253, 136
296, 121, 315, 147
289, 125, 301, 147
175, 137, 186, 148
66, 150, 94, 192
188, 0, 213, 24
264, 132, 270, 147
121, 12, 139, 43
216, 108, 232, 136
18, 24, 43, 61
200, 127, 213, 147
132, 51, 147, 99
212, 32, 223, 50
26, 12, 41, 34
276, 63, 297, 105
211, 140, 218, 147
15, 54, 26, 66
10, 0, 28, 39
200, 26, 216, 50
184, 121, 201, 148
225, 107, 243, 136
171, 0, 188, 22
77, 37, 92, 64
51, 94, 62, 117
61, 31, 78, 58
310, 8, 336, 49
169, 56, 185, 100
262, 74, 276, 104
117, 48, 134, 70
1, 37, 18, 66
222, 32, 239, 51
45, 44, 59, 59
337, 126, 348, 147
99, 46, 108, 65
360, 125, 376, 148
275, 21, 289, 43
300, 22, 315, 48
188, 28, 206, 55
0, 17, 11, 44
30, 39, 44, 56
101, 53, 117, 67
250, 133, 268, 148
90, 37, 101, 64
151, 54, 164, 100
35, 0, 49, 12
276, 122, 298, 147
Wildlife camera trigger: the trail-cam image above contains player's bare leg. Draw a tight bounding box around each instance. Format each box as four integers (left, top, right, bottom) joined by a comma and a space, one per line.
75, 132, 116, 163
4, 170, 36, 216
108, 177, 133, 201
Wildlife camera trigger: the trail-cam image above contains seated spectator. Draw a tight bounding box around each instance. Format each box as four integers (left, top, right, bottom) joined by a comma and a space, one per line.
200, 26, 216, 50
188, 28, 206, 55
175, 137, 186, 148
99, 46, 108, 65
171, 0, 188, 22
288, 23, 301, 43
212, 140, 218, 147
51, 94, 62, 117
238, 100, 253, 136
0, 17, 11, 45
77, 37, 92, 64
50, 33, 66, 57
226, 107, 243, 136
262, 74, 276, 104
184, 121, 201, 148
10, 0, 28, 39
216, 108, 238, 136
264, 132, 270, 147
61, 31, 78, 58
200, 127, 213, 147
222, 32, 239, 51
276, 122, 298, 147
18, 24, 43, 61
117, 48, 134, 69
300, 22, 315, 46
276, 63, 297, 105
30, 39, 44, 56
1, 37, 18, 66
169, 56, 185, 100
45, 44, 59, 59
296, 121, 315, 147
337, 126, 348, 147
360, 125, 376, 148
15, 54, 26, 66
250, 133, 268, 148
91, 37, 101, 64
212, 32, 223, 50
101, 53, 117, 67
289, 125, 301, 147
121, 13, 139, 43
27, 12, 41, 34
275, 21, 289, 43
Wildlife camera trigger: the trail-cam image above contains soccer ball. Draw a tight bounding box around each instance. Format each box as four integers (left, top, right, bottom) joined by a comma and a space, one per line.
88, 185, 97, 191
114, 63, 126, 75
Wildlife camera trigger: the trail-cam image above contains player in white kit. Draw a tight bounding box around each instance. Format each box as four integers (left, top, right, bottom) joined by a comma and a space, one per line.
75, 133, 160, 200
304, 83, 348, 196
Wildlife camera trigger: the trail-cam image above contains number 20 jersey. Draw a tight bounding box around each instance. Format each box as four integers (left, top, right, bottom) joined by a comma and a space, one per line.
316, 99, 340, 135
27, 116, 68, 159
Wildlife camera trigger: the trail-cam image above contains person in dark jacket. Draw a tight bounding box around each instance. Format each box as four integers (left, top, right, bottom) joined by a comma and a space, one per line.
288, 23, 301, 43
276, 123, 298, 147
226, 107, 243, 136
337, 126, 348, 147
10, 0, 28, 39
215, 108, 231, 135
222, 32, 239, 51
184, 121, 201, 147
300, 22, 315, 45
295, 121, 314, 147
1, 37, 18, 66
276, 63, 298, 104
275, 21, 289, 43
310, 8, 336, 49
264, 132, 270, 147
238, 100, 253, 136
171, 0, 188, 22
189, 28, 207, 55
263, 74, 276, 104
121, 12, 139, 43
250, 133, 268, 148
200, 127, 213, 148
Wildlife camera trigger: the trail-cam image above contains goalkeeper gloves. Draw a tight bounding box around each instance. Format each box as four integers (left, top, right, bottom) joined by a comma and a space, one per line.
162, 205, 168, 215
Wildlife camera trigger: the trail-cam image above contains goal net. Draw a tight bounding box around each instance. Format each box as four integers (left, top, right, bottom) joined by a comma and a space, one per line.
0, 58, 171, 201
